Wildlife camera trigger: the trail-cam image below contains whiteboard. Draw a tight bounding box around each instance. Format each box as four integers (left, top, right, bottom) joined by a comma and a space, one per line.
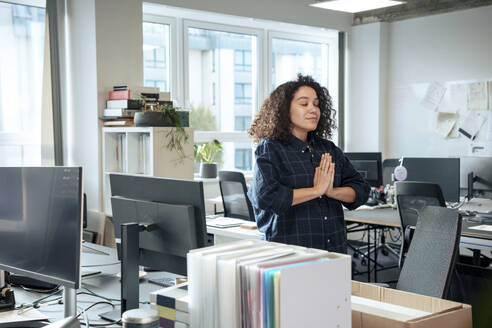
387, 79, 492, 158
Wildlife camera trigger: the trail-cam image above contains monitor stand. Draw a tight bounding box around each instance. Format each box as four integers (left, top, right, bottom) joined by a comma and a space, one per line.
100, 223, 150, 322
63, 287, 77, 318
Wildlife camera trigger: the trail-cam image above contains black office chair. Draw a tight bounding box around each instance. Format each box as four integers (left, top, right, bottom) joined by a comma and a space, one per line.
396, 206, 462, 299
395, 181, 446, 268
218, 170, 255, 221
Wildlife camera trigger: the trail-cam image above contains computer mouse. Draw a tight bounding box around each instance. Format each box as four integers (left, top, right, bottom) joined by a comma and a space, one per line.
365, 199, 379, 206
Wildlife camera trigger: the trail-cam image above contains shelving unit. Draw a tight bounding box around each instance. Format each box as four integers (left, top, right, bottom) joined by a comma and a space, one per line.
102, 127, 194, 215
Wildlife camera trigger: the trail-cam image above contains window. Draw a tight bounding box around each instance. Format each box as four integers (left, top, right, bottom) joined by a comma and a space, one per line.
271, 37, 328, 89
187, 25, 257, 169
0, 2, 46, 165
234, 83, 252, 105
143, 4, 339, 171
234, 50, 251, 72
235, 116, 251, 131
143, 22, 170, 91
235, 148, 252, 171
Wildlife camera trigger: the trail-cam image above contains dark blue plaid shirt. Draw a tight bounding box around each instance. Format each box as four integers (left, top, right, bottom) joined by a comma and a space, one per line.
248, 135, 370, 253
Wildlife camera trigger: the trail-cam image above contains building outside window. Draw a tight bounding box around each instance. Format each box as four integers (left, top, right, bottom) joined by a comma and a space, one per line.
235, 116, 252, 131
234, 50, 251, 72
0, 2, 46, 165
187, 26, 256, 169
234, 83, 252, 105
235, 148, 252, 171
143, 22, 170, 91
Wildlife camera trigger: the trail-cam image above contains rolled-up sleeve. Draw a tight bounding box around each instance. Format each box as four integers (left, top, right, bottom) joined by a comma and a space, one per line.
248, 143, 293, 215
339, 153, 370, 210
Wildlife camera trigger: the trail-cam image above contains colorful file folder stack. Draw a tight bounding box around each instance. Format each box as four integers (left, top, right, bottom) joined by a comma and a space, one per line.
150, 283, 190, 328
187, 240, 351, 328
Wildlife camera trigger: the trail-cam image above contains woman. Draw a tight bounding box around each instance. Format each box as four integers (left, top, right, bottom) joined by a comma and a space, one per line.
248, 75, 370, 253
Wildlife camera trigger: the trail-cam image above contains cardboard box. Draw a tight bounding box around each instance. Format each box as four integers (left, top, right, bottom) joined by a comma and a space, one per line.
351, 281, 472, 328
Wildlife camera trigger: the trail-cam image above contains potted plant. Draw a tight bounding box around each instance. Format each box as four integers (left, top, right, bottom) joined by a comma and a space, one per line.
196, 139, 223, 178
134, 97, 190, 163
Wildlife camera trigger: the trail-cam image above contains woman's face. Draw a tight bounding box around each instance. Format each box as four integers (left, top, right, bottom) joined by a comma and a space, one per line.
289, 86, 320, 139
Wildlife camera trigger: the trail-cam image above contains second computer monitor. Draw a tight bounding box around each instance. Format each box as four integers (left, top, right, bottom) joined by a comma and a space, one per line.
345, 152, 382, 188
403, 157, 460, 203
109, 174, 208, 276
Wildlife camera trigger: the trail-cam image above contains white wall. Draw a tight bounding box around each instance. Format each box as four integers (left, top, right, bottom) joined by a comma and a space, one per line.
346, 22, 388, 154
348, 5, 492, 158
386, 5, 492, 158
65, 0, 98, 210
146, 0, 353, 32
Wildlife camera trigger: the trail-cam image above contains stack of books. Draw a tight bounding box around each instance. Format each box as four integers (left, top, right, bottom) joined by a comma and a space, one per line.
187, 240, 351, 328
150, 283, 189, 328
101, 86, 173, 126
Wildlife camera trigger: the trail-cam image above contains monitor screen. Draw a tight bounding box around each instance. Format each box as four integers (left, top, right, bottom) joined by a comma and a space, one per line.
109, 174, 208, 275
403, 158, 460, 203
345, 152, 382, 188
0, 167, 83, 289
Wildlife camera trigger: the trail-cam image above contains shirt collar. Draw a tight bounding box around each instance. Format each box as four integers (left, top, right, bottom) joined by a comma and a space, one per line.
288, 134, 316, 153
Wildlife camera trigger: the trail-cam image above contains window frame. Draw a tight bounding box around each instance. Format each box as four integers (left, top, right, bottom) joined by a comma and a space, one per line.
182, 19, 263, 137
143, 6, 340, 172
143, 14, 178, 102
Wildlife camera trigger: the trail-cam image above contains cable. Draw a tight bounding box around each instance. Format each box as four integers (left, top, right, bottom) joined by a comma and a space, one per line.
81, 285, 120, 303
76, 301, 115, 318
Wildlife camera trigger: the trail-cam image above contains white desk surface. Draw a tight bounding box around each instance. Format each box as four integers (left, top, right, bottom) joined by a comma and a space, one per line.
207, 224, 264, 240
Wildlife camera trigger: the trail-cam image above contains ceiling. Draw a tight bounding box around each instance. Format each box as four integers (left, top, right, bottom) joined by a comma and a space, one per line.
350, 0, 492, 25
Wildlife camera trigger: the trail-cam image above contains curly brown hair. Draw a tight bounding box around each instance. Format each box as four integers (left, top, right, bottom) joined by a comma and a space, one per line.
249, 74, 336, 143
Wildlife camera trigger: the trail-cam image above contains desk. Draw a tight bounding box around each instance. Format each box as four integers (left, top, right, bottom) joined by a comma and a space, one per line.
207, 223, 263, 244
11, 243, 176, 326
345, 207, 492, 278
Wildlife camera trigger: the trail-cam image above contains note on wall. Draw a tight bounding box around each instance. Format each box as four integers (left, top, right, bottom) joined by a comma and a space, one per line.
441, 83, 467, 113
421, 81, 446, 111
435, 113, 457, 138
467, 82, 488, 110
458, 111, 486, 140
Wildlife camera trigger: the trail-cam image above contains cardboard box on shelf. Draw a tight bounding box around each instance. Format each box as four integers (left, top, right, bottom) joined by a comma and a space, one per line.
351, 281, 472, 328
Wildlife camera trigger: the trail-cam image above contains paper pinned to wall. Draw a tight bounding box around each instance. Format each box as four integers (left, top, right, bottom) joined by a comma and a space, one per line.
458, 111, 487, 140
439, 83, 467, 113
467, 82, 488, 110
421, 81, 446, 111
435, 113, 457, 138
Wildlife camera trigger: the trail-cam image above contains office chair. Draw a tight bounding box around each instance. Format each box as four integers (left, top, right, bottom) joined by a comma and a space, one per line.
395, 181, 446, 268
218, 170, 255, 221
396, 206, 462, 299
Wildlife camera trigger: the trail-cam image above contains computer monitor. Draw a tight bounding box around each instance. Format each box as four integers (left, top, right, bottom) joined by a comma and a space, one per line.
345, 152, 382, 188
460, 157, 492, 200
0, 167, 83, 290
106, 173, 208, 318
402, 157, 460, 203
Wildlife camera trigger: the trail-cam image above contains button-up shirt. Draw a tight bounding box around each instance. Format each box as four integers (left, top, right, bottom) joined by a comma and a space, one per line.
248, 135, 370, 253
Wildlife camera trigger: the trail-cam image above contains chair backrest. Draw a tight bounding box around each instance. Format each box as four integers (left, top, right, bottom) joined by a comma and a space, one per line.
395, 181, 446, 230
218, 170, 255, 221
396, 206, 462, 299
